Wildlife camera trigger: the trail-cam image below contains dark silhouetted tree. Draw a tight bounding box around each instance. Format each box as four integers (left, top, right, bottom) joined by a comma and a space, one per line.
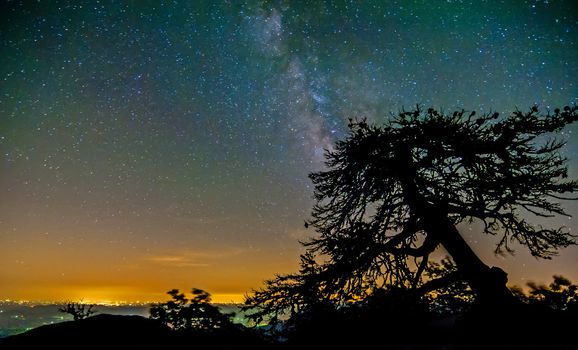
58, 302, 97, 321
150, 288, 234, 332
246, 105, 578, 320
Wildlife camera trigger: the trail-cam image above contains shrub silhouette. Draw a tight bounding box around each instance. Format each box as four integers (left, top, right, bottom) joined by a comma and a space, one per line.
525, 275, 578, 311
150, 288, 234, 332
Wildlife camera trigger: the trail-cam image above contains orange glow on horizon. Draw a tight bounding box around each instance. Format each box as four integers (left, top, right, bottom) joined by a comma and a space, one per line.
0, 286, 246, 305
0, 228, 302, 305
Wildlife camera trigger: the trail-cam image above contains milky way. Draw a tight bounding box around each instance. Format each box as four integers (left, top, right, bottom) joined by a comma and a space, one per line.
1, 1, 577, 302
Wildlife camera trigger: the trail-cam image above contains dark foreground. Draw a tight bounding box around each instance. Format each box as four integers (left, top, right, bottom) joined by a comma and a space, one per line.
1, 306, 577, 350
0, 314, 267, 350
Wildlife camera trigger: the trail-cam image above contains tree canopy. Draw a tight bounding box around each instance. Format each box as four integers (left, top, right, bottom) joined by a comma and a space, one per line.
245, 105, 578, 322
150, 288, 234, 332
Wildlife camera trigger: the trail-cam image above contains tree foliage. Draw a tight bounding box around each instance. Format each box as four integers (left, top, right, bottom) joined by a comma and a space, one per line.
243, 251, 331, 326
245, 105, 578, 321
150, 288, 234, 332
307, 105, 577, 291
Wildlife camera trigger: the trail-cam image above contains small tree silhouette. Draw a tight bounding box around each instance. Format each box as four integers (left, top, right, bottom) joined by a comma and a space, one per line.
58, 302, 97, 321
150, 288, 234, 332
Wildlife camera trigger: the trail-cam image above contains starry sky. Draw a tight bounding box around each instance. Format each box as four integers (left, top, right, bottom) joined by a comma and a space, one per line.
1, 0, 577, 303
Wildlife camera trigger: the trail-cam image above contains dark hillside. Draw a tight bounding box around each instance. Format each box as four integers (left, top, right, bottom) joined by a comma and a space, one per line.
0, 313, 269, 350
0, 314, 169, 349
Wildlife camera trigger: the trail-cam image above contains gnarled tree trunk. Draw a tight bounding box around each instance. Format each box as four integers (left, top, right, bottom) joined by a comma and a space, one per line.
397, 146, 517, 306
421, 204, 516, 306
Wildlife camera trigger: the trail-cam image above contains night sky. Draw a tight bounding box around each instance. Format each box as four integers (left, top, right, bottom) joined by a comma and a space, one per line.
1, 1, 577, 303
